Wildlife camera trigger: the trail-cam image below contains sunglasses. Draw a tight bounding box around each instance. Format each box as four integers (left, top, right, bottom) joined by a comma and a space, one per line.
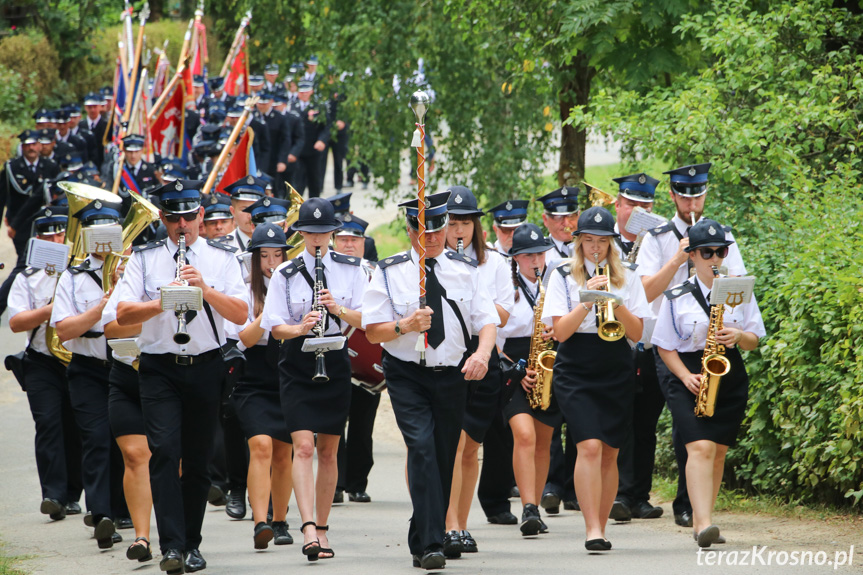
164, 212, 199, 223
697, 246, 729, 259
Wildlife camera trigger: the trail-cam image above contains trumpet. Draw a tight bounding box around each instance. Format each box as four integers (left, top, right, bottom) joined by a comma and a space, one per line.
594, 252, 625, 342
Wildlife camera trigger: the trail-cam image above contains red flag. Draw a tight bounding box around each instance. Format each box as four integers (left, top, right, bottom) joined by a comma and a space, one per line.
216, 127, 256, 195
191, 20, 208, 76
150, 81, 186, 159
225, 34, 248, 97
182, 64, 195, 105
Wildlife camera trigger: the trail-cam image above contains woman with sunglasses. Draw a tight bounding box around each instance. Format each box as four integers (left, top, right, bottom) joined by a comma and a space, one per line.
652, 219, 765, 548
229, 223, 295, 550
541, 206, 650, 552
498, 223, 562, 536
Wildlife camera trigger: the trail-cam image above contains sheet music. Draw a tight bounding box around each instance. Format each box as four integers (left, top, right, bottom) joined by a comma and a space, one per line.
625, 207, 667, 236
83, 224, 123, 255
710, 277, 755, 306
160, 286, 204, 311
26, 238, 70, 274
107, 338, 140, 357
237, 252, 252, 282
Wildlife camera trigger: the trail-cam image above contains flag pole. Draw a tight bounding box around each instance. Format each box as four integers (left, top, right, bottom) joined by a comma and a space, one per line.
202, 96, 259, 195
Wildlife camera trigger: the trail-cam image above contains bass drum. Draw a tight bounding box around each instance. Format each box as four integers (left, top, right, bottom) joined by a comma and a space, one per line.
345, 326, 386, 393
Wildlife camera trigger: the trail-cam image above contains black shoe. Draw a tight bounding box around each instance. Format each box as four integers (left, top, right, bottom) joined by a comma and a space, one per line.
696, 525, 720, 548
442, 530, 463, 558
40, 498, 66, 521
609, 500, 632, 522
207, 484, 227, 506
184, 549, 206, 573
94, 516, 116, 549
112, 532, 123, 544
630, 500, 664, 519
460, 530, 477, 553
520, 504, 541, 536
272, 521, 293, 545
585, 538, 612, 551
419, 550, 446, 570
254, 521, 274, 549
486, 510, 518, 525
563, 499, 580, 511
674, 510, 693, 528
540, 492, 561, 515
509, 485, 520, 498
116, 517, 134, 530
65, 501, 82, 515
332, 489, 344, 504
225, 488, 247, 519
83, 512, 95, 527
343, 181, 355, 189
539, 518, 549, 534
126, 536, 153, 562
159, 548, 184, 574
348, 491, 371, 503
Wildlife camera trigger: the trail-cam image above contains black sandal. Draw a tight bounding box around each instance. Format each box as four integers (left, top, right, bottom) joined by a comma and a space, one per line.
126, 536, 153, 562
317, 525, 334, 559
300, 521, 320, 561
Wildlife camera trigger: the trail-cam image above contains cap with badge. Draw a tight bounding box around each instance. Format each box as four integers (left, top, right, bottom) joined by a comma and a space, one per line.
150, 180, 203, 214
446, 186, 483, 216
256, 90, 273, 103
192, 75, 205, 88
249, 222, 291, 251
684, 219, 733, 252
18, 130, 40, 145
613, 173, 659, 203
306, 55, 319, 66
507, 223, 552, 256
399, 190, 451, 233
664, 163, 711, 197
224, 175, 267, 201
487, 199, 528, 228
537, 186, 580, 215
243, 196, 291, 225
292, 197, 342, 233
65, 103, 82, 118
265, 63, 279, 75
160, 160, 187, 182
297, 80, 314, 93
122, 134, 146, 152
202, 193, 233, 221
72, 199, 122, 226
33, 205, 69, 236
335, 213, 369, 238
209, 76, 225, 92
248, 75, 264, 88
83, 92, 104, 106
33, 109, 54, 125
327, 192, 353, 216
572, 206, 618, 238
227, 104, 244, 118
38, 129, 55, 145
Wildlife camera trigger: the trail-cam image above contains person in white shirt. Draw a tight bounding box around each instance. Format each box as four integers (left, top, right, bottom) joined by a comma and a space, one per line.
652, 219, 765, 548
541, 206, 650, 552
223, 176, 267, 252
486, 199, 528, 254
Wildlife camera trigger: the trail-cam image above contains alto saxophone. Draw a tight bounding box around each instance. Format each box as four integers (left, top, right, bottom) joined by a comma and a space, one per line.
527, 268, 555, 411
694, 266, 731, 418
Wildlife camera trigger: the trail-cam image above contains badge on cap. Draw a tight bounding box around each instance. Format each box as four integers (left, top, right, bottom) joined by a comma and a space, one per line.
65, 154, 72, 161
334, 199, 342, 206
95, 201, 102, 210
313, 208, 321, 219
21, 178, 27, 185
247, 176, 255, 185
505, 201, 513, 211
263, 198, 271, 207
638, 175, 646, 184
267, 228, 275, 238
688, 167, 696, 176
45, 209, 52, 217
561, 189, 568, 196
344, 215, 352, 222
175, 182, 183, 191
454, 194, 463, 204
424, 199, 430, 209
594, 212, 602, 223
530, 230, 538, 240
708, 226, 717, 236
209, 195, 218, 204
165, 163, 174, 171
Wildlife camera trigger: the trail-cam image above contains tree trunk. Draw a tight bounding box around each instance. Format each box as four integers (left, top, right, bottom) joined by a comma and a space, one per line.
557, 53, 595, 190
150, 0, 164, 21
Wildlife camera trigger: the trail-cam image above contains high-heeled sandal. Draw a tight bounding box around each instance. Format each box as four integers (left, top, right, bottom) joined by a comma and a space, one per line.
126, 536, 153, 562
300, 521, 320, 561
317, 525, 334, 559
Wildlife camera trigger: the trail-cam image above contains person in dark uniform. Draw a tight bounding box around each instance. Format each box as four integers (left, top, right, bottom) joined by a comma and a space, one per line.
116, 180, 248, 574
498, 223, 562, 536
328, 192, 378, 262
652, 219, 765, 547
362, 191, 498, 570
50, 198, 127, 550
289, 81, 330, 198
261, 198, 368, 561
65, 103, 98, 166
541, 206, 650, 551
116, 134, 160, 205
201, 193, 235, 239
322, 70, 349, 191
264, 63, 281, 92
54, 109, 90, 163
256, 92, 294, 200
81, 92, 108, 168
487, 199, 529, 253
8, 207, 83, 521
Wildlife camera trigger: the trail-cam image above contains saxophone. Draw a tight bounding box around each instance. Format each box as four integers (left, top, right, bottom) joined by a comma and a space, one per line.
527, 268, 555, 410
694, 266, 731, 417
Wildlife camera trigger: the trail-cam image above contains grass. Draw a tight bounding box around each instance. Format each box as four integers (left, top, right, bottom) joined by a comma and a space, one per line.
369, 217, 412, 259
0, 546, 30, 575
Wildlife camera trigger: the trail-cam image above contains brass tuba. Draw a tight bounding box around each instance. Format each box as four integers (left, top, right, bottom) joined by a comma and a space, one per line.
102, 190, 160, 294
583, 181, 617, 208
527, 268, 555, 410
283, 184, 307, 259
694, 266, 731, 418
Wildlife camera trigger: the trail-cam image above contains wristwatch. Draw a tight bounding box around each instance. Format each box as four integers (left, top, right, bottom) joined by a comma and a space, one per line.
337, 305, 347, 318
394, 320, 402, 335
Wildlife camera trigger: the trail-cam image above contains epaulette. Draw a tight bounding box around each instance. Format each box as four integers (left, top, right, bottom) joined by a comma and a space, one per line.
207, 238, 238, 253
622, 261, 638, 272
446, 251, 478, 268
330, 252, 361, 266
649, 222, 674, 236
664, 281, 696, 300
378, 252, 411, 269
722, 225, 733, 234
556, 264, 572, 277
216, 234, 233, 243
133, 239, 165, 253
68, 264, 87, 275
280, 257, 305, 279
22, 267, 40, 277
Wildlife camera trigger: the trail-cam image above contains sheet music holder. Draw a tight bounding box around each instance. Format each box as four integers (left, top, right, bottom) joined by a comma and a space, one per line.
579, 289, 623, 307
82, 224, 123, 255
710, 277, 755, 307
26, 238, 70, 275
625, 207, 667, 236
107, 338, 140, 357
160, 285, 204, 311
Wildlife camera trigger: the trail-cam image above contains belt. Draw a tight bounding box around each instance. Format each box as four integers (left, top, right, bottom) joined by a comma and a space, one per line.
142, 348, 222, 366
70, 353, 111, 369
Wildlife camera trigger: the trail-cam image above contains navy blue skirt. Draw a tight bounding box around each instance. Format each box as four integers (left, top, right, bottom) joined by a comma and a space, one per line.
233, 345, 291, 443
501, 337, 562, 428
108, 360, 146, 438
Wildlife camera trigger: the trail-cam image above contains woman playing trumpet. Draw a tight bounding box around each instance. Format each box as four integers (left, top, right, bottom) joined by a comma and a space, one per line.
541, 207, 650, 551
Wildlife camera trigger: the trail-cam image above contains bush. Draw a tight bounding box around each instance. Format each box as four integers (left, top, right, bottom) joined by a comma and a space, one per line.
0, 65, 38, 125
0, 32, 60, 105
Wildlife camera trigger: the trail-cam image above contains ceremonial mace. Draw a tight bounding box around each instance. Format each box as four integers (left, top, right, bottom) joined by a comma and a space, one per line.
409, 91, 430, 366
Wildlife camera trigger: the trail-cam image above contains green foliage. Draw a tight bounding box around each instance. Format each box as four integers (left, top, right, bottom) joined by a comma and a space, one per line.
577, 0, 863, 507
0, 33, 61, 105
370, 218, 413, 259
0, 65, 38, 126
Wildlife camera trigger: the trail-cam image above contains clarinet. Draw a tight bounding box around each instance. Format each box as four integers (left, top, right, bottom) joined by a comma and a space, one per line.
311, 246, 329, 382
173, 234, 192, 345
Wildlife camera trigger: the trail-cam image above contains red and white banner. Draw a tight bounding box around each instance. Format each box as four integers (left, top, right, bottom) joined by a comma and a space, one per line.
150, 81, 186, 159
225, 34, 249, 97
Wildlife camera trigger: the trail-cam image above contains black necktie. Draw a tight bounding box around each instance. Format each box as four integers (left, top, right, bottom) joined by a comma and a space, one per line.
173, 250, 197, 323
425, 258, 445, 349
621, 241, 633, 256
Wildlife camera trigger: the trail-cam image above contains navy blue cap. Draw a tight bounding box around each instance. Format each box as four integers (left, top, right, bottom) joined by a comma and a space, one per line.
249, 223, 290, 250
18, 130, 40, 144
297, 80, 314, 93
53, 109, 70, 122
289, 64, 300, 75
327, 192, 352, 215
227, 104, 243, 118
72, 199, 122, 226
208, 108, 227, 125
150, 180, 203, 214
335, 213, 368, 237
265, 63, 279, 74
684, 219, 733, 252
192, 75, 205, 87
209, 76, 225, 91
80, 162, 100, 177
160, 160, 187, 182
508, 223, 553, 256
248, 75, 264, 87
538, 187, 579, 215
572, 207, 618, 238
256, 90, 273, 103
446, 186, 483, 216
487, 199, 528, 227
100, 86, 113, 97
34, 206, 69, 235
33, 109, 54, 123
613, 173, 659, 202
399, 191, 451, 233
306, 55, 319, 65
202, 193, 233, 221
122, 134, 145, 152
65, 103, 82, 117
273, 92, 287, 104
243, 196, 290, 225
38, 129, 55, 144
293, 197, 342, 233
58, 150, 84, 171
83, 92, 104, 106
664, 163, 711, 197
224, 175, 267, 201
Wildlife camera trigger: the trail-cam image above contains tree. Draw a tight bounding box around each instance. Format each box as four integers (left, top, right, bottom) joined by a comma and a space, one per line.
29, 0, 112, 82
